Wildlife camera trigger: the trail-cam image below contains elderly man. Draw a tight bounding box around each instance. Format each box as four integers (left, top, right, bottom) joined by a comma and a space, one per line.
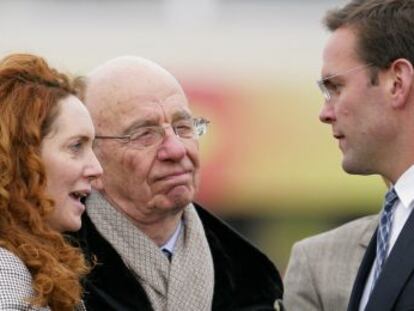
74, 56, 283, 311
285, 1, 414, 311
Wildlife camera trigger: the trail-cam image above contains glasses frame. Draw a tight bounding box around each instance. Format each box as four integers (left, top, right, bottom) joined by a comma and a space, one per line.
95, 117, 210, 149
317, 63, 373, 101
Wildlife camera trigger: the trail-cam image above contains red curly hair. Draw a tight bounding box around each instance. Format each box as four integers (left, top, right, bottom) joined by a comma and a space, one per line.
0, 53, 89, 310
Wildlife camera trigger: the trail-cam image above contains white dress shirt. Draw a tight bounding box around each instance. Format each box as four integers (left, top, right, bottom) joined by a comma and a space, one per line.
359, 165, 414, 310
160, 220, 183, 255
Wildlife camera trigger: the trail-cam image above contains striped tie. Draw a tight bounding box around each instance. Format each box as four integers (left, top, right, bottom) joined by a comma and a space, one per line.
371, 188, 398, 291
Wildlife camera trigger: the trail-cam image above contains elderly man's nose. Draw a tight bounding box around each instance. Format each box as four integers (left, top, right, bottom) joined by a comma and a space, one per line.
157, 133, 187, 160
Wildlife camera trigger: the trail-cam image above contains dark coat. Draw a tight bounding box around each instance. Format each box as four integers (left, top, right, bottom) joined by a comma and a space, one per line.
72, 203, 283, 311
348, 207, 414, 311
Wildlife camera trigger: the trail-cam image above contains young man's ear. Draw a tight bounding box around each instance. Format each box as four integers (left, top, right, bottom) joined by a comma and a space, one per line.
388, 58, 414, 108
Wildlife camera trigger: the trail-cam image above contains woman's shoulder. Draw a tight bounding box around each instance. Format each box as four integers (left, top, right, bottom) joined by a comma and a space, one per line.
0, 246, 49, 310
0, 247, 31, 279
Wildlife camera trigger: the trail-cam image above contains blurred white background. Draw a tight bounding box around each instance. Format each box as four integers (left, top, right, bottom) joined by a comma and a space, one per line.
0, 0, 384, 271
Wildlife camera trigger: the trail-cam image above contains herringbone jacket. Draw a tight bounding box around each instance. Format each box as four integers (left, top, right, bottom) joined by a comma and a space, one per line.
0, 247, 86, 311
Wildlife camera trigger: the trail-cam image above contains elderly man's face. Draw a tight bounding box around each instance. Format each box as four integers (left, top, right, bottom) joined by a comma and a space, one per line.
94, 73, 200, 217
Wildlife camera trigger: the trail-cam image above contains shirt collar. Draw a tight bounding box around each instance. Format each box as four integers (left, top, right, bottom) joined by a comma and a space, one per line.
393, 164, 414, 209
160, 219, 182, 254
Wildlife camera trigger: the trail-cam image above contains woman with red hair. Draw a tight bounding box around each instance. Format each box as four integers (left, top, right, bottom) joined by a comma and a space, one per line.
0, 53, 102, 310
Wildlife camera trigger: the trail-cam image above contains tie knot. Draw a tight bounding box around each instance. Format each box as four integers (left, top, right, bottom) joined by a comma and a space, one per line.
384, 188, 398, 213
162, 248, 172, 261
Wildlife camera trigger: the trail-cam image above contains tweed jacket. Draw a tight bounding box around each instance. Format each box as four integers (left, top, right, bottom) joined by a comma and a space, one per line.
0, 247, 86, 311
0, 247, 49, 310
284, 215, 378, 311
73, 202, 284, 311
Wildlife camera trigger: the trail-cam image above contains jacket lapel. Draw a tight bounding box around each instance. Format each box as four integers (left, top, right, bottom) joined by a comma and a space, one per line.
365, 209, 414, 310
347, 227, 377, 311
359, 216, 379, 248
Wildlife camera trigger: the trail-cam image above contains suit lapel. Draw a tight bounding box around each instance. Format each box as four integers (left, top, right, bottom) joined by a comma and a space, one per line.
365, 209, 414, 310
359, 216, 379, 248
347, 227, 377, 311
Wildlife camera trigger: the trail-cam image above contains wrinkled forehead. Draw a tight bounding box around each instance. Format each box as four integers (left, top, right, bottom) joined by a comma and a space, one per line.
96, 93, 191, 135
86, 58, 191, 132
114, 64, 187, 103
114, 93, 192, 131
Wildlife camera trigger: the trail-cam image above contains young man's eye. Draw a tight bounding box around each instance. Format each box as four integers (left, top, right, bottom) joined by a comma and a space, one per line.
325, 80, 342, 95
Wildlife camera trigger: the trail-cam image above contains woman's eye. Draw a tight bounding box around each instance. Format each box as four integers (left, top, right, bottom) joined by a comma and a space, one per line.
70, 141, 83, 152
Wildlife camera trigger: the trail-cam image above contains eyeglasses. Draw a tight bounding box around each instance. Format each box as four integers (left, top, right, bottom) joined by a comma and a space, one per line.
317, 63, 373, 101
95, 117, 210, 149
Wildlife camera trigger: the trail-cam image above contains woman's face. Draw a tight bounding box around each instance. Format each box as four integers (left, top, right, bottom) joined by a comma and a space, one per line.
40, 95, 103, 232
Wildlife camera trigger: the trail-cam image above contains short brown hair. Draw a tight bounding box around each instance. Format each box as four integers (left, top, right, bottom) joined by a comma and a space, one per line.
324, 0, 414, 70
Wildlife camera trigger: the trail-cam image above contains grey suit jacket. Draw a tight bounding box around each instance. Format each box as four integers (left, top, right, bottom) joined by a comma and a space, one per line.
284, 215, 378, 311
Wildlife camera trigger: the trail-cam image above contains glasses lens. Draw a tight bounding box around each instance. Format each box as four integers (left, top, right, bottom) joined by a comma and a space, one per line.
194, 118, 209, 137
125, 118, 209, 148
174, 120, 196, 138
317, 80, 331, 101
129, 127, 163, 148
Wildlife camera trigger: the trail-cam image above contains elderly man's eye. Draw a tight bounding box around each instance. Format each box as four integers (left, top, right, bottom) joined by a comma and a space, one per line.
174, 121, 193, 134
131, 128, 155, 139
128, 127, 162, 147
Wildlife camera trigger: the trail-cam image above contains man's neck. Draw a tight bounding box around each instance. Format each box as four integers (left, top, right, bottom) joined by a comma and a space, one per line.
100, 190, 184, 246
133, 213, 183, 246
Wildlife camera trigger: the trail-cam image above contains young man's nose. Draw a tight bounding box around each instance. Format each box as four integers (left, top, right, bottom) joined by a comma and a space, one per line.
319, 102, 336, 124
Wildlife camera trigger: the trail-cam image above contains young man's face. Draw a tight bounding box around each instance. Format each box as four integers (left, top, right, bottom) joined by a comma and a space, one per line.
318, 27, 394, 176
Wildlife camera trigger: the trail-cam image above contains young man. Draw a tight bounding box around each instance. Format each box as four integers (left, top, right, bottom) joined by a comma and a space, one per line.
286, 1, 414, 310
